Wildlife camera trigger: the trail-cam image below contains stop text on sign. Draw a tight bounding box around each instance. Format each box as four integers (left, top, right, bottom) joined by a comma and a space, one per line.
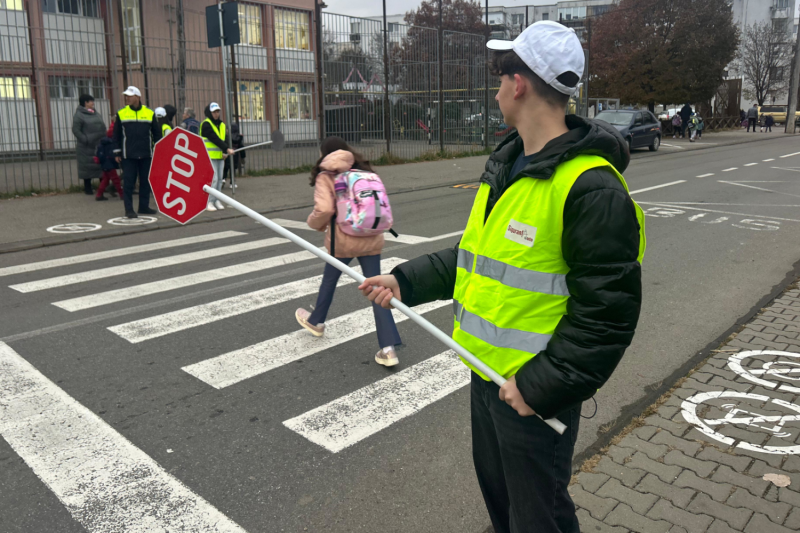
162, 133, 198, 216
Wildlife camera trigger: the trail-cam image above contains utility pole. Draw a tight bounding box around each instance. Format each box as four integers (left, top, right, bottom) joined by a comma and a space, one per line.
438, 0, 444, 153
176, 0, 186, 113
484, 0, 489, 150
786, 24, 800, 133
383, 0, 391, 154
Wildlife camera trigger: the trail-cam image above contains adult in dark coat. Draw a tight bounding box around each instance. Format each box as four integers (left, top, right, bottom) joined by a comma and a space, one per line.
679, 103, 693, 139
71, 94, 106, 195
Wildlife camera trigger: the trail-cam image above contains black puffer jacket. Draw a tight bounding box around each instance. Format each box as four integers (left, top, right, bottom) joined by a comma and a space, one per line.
392, 115, 643, 419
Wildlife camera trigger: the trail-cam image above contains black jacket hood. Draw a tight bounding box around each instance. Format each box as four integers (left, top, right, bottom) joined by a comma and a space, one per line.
481, 115, 630, 190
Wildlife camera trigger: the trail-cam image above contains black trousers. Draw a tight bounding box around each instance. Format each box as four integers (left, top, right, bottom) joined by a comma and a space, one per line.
471, 373, 581, 533
121, 158, 152, 212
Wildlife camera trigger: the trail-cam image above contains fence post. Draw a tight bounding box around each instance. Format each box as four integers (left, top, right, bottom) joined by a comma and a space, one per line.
382, 0, 391, 155
116, 0, 128, 89
138, 0, 150, 104
438, 0, 444, 153
176, 0, 186, 114
315, 5, 325, 142
484, 0, 489, 150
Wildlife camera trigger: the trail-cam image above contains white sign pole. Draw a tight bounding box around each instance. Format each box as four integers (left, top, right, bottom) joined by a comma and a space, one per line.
204, 185, 567, 435
231, 140, 272, 154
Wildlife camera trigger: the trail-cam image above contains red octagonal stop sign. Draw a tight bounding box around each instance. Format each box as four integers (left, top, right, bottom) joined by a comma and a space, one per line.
149, 128, 213, 224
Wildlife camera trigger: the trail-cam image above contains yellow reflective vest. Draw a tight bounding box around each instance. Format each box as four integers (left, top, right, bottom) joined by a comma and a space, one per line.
202, 119, 226, 160
452, 154, 646, 381
161, 123, 172, 137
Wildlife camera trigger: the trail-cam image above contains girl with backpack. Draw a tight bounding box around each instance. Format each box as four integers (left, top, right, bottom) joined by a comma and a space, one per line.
671, 114, 681, 139
295, 136, 402, 367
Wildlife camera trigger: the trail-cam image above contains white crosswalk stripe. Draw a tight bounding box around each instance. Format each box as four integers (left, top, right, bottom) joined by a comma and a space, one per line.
283, 350, 470, 453
269, 218, 463, 244
10, 237, 287, 293
53, 249, 318, 312
108, 257, 406, 343
0, 231, 245, 277
183, 300, 451, 389
0, 341, 247, 532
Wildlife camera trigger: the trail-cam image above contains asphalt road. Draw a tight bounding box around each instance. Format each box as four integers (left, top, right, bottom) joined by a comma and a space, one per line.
2, 135, 800, 533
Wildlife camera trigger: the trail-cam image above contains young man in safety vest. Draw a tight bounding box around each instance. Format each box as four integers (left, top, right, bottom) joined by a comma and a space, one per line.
113, 86, 162, 219
360, 21, 645, 533
201, 102, 235, 212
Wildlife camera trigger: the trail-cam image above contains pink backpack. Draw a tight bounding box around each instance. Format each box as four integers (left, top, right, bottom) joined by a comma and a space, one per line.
333, 170, 394, 236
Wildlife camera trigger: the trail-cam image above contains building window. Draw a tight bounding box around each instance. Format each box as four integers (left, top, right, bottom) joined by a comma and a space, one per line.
1, 0, 23, 10
121, 0, 141, 64
278, 82, 311, 120
238, 3, 262, 46
776, 0, 790, 8
772, 18, 788, 34
541, 12, 549, 20
511, 14, 524, 25
239, 81, 265, 121
275, 9, 310, 51
42, 0, 99, 17
388, 22, 398, 33
0, 76, 31, 99
592, 5, 611, 16
558, 6, 586, 21
48, 76, 104, 99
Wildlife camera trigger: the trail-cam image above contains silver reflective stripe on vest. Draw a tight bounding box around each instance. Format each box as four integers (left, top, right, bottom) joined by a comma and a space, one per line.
459, 309, 552, 355
457, 248, 474, 272
453, 299, 462, 320
474, 255, 569, 296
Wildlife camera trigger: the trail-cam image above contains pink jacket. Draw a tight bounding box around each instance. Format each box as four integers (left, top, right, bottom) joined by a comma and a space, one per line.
306, 150, 384, 258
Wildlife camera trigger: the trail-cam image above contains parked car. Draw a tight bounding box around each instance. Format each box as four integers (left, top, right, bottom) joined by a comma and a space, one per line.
758, 105, 800, 125
595, 110, 662, 152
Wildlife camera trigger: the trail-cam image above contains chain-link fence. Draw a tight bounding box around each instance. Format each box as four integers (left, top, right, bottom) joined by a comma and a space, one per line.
0, 3, 585, 195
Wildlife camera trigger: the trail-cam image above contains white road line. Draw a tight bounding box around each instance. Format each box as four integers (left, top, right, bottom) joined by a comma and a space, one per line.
53, 250, 317, 312
721, 168, 738, 172
283, 350, 470, 453
183, 300, 450, 389
718, 180, 800, 200
696, 173, 714, 178
780, 152, 800, 158
10, 238, 288, 293
744, 163, 758, 167
0, 341, 247, 533
0, 231, 246, 278
771, 166, 800, 173
629, 181, 686, 195
109, 257, 406, 343
270, 218, 462, 244
763, 158, 776, 162
636, 202, 800, 223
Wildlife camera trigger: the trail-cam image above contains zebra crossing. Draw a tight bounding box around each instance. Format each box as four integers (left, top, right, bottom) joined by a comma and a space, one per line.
2, 226, 468, 458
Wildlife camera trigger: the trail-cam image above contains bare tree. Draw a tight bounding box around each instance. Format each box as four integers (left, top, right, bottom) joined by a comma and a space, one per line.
738, 21, 793, 105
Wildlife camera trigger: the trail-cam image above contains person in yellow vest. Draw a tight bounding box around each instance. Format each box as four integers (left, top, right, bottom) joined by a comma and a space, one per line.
112, 86, 161, 219
202, 102, 234, 211
359, 22, 645, 533
155, 105, 177, 138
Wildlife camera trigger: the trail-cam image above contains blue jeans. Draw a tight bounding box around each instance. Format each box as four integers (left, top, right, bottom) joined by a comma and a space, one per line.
471, 373, 580, 533
121, 158, 151, 212
308, 254, 401, 349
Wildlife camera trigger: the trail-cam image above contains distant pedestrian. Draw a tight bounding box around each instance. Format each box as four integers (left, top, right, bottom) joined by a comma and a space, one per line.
295, 136, 401, 366
222, 122, 245, 190
113, 86, 161, 219
201, 102, 234, 211
679, 103, 693, 138
688, 113, 703, 142
156, 105, 177, 138
764, 115, 774, 133
671, 114, 681, 138
739, 109, 746, 125
94, 121, 123, 202
747, 103, 758, 133
72, 94, 106, 195
179, 107, 200, 135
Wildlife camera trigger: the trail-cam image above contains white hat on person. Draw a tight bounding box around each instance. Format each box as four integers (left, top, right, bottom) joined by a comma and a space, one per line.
122, 86, 141, 97
487, 21, 584, 95
209, 102, 221, 112
154, 107, 167, 118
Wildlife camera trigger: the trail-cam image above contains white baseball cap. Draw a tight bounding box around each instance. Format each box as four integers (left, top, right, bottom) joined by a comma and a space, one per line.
487, 21, 584, 95
209, 102, 221, 112
154, 107, 166, 118
122, 86, 141, 97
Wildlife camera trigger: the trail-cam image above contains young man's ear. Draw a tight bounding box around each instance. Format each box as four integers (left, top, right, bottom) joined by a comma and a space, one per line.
513, 73, 527, 100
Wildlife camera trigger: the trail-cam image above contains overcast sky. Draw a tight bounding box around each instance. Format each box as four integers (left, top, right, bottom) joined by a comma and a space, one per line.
324, 0, 800, 20
323, 0, 556, 19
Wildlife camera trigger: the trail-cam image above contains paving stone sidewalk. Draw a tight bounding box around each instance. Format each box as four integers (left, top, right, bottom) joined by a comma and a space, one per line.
572, 285, 800, 533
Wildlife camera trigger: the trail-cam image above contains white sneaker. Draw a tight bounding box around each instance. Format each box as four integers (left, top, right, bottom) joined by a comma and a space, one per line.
375, 346, 399, 367
215, 200, 225, 210
206, 202, 217, 212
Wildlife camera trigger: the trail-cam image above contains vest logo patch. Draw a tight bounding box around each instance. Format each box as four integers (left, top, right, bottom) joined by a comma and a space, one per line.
505, 219, 536, 248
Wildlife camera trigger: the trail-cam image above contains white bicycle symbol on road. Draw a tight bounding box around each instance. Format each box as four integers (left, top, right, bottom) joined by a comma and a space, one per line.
728, 350, 800, 394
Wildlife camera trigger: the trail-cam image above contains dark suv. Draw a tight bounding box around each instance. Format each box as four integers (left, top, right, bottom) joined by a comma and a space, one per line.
594, 110, 662, 152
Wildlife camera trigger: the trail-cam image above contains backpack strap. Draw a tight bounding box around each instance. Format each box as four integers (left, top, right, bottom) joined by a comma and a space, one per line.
330, 214, 336, 258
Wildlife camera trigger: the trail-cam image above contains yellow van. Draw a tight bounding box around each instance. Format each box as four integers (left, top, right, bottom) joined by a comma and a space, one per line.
758, 105, 800, 124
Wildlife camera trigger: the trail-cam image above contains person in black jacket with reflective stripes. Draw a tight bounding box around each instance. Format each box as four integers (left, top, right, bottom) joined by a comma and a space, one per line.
359, 22, 643, 533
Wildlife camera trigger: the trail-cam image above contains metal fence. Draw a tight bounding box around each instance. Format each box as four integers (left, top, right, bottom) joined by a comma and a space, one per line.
0, 4, 585, 195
